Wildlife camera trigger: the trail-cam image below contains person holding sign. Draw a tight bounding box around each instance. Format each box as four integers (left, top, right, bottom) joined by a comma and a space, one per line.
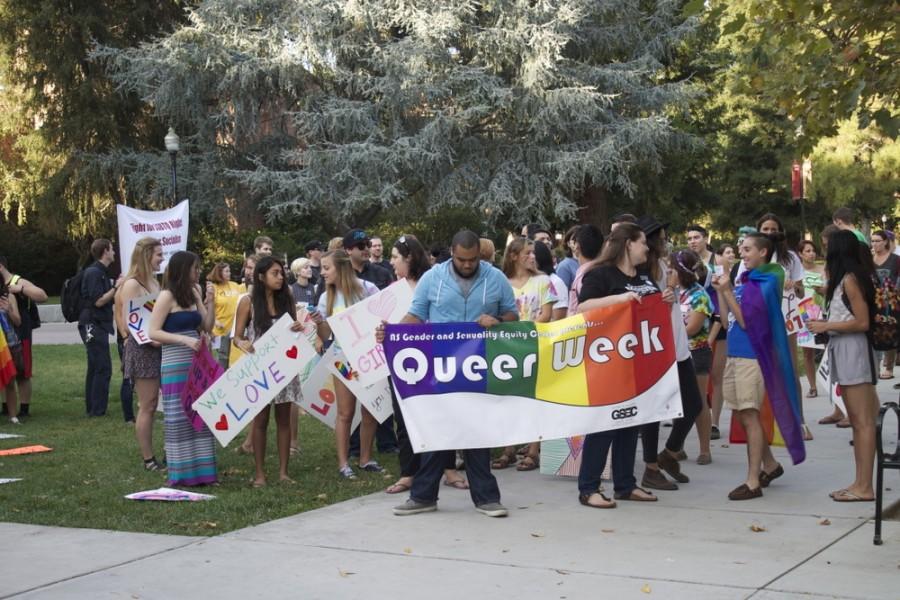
233, 256, 305, 487
798, 240, 826, 398
315, 249, 382, 480
149, 251, 218, 487
117, 237, 164, 470
388, 230, 517, 518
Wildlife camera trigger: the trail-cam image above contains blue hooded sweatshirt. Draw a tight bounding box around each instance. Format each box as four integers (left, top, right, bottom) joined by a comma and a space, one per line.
409, 260, 517, 324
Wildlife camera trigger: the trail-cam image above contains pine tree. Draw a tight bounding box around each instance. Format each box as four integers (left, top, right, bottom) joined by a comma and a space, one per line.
97, 0, 699, 230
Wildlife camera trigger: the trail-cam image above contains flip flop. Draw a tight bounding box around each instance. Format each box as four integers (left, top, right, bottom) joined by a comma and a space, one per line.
516, 456, 539, 472
491, 454, 515, 469
443, 478, 469, 490
831, 489, 874, 502
806, 389, 818, 398
385, 481, 411, 494
579, 492, 616, 509
835, 419, 852, 428
818, 415, 841, 425
614, 487, 658, 502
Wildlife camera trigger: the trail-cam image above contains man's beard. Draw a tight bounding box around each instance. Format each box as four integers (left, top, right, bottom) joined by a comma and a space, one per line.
452, 261, 478, 279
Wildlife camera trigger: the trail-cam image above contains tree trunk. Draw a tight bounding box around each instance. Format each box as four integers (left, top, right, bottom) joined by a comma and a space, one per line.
577, 184, 608, 231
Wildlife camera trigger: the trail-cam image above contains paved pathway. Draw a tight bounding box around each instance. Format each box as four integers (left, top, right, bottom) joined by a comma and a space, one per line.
31, 322, 83, 346
2, 379, 898, 600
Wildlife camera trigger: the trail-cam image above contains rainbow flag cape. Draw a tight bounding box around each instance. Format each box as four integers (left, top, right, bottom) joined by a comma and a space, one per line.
0, 315, 17, 388
732, 264, 806, 465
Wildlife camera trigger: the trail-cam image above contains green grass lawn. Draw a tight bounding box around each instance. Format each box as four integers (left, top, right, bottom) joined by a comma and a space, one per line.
0, 345, 400, 536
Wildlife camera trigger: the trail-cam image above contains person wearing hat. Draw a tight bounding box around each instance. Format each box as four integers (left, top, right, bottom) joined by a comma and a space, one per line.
342, 229, 393, 291
305, 240, 324, 282
636, 215, 703, 489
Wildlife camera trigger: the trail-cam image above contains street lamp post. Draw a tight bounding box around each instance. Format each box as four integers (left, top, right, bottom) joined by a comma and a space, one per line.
164, 128, 180, 204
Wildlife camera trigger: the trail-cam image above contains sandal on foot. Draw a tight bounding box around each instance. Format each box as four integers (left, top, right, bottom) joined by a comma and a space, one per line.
614, 487, 658, 502
143, 457, 163, 472
250, 479, 266, 488
443, 478, 469, 490
806, 388, 818, 398
836, 419, 851, 428
516, 456, 539, 472
831, 489, 874, 502
386, 480, 412, 494
696, 453, 712, 465
579, 492, 616, 509
802, 424, 814, 441
491, 453, 516, 469
818, 414, 842, 425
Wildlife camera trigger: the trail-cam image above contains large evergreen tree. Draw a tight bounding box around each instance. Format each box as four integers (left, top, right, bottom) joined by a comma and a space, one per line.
98, 0, 699, 230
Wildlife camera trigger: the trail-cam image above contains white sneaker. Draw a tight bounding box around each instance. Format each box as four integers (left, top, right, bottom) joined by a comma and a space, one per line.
9, 417, 21, 425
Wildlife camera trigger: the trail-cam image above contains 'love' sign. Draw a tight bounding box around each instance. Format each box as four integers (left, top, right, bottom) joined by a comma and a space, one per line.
297, 353, 362, 431
192, 314, 318, 446
125, 292, 157, 345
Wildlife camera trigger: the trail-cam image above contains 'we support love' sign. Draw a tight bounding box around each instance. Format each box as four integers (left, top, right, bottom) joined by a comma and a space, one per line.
124, 292, 157, 345
327, 280, 412, 386
192, 314, 318, 446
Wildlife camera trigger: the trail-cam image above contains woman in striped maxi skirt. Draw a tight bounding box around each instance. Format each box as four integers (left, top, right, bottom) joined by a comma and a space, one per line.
150, 251, 218, 486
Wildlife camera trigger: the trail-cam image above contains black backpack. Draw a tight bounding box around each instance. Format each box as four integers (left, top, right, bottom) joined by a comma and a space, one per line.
61, 270, 87, 323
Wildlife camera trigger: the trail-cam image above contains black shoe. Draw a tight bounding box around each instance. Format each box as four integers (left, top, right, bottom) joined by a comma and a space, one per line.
17, 404, 29, 417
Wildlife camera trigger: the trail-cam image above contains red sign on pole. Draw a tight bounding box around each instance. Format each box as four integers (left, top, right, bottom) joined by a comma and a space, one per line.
791, 160, 803, 201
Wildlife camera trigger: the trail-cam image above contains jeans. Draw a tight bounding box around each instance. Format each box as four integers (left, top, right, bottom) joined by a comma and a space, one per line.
410, 448, 500, 506
349, 416, 399, 455
640, 357, 704, 461
79, 324, 112, 417
578, 426, 640, 496
392, 383, 454, 477
116, 337, 134, 422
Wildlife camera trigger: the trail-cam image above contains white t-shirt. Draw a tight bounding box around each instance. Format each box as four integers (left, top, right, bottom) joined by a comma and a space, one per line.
549, 273, 569, 312
654, 260, 690, 362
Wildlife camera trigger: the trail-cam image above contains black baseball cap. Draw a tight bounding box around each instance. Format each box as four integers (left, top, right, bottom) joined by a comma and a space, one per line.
304, 240, 323, 252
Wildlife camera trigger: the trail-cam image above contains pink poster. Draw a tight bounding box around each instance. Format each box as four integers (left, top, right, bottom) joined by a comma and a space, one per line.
181, 341, 225, 432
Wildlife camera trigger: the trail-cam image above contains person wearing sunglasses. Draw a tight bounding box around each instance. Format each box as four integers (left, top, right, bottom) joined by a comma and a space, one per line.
342, 229, 394, 291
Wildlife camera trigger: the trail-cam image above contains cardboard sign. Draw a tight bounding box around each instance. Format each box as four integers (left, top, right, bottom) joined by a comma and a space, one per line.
193, 314, 318, 446
0, 445, 52, 456
181, 341, 225, 432
124, 292, 158, 345
322, 345, 393, 424
117, 200, 189, 274
327, 280, 413, 386
297, 353, 362, 430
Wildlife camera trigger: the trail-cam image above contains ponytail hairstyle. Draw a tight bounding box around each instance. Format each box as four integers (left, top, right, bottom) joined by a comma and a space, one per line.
502, 237, 536, 278
393, 235, 430, 282
598, 223, 644, 268
669, 249, 707, 290
251, 255, 296, 335
125, 237, 162, 288
756, 212, 791, 268
322, 249, 363, 317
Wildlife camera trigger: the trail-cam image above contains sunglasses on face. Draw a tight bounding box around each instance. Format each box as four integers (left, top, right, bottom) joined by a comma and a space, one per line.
354, 241, 372, 250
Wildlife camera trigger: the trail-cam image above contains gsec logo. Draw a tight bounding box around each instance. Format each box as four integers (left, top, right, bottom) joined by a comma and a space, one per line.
611, 406, 638, 420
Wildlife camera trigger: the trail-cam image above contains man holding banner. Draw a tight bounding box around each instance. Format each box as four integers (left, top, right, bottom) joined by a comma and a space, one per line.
388, 230, 518, 518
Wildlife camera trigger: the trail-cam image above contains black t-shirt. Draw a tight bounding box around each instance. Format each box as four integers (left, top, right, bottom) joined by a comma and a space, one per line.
578, 265, 659, 303
357, 261, 394, 290
79, 261, 114, 334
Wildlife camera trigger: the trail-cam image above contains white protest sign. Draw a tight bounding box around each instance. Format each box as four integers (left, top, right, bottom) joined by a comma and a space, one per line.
816, 352, 845, 415
326, 279, 413, 386
297, 353, 362, 430
124, 292, 158, 345
321, 345, 393, 424
193, 314, 318, 446
117, 200, 189, 274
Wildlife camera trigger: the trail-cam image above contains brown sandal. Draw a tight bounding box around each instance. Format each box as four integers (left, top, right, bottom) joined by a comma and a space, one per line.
579, 492, 616, 509
614, 487, 658, 502
491, 453, 516, 469
516, 455, 539, 471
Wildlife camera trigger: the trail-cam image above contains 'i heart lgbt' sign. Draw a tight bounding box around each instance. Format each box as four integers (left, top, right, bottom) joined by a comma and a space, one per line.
192, 314, 318, 446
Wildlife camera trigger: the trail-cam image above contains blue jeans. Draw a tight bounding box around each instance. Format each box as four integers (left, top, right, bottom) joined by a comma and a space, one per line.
116, 337, 135, 422
578, 426, 640, 496
410, 448, 500, 506
79, 324, 111, 417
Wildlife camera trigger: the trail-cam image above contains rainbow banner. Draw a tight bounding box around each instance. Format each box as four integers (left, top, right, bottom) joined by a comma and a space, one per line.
384, 295, 681, 452
0, 316, 17, 388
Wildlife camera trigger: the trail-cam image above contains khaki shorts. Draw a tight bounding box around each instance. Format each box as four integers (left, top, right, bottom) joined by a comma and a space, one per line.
723, 357, 765, 412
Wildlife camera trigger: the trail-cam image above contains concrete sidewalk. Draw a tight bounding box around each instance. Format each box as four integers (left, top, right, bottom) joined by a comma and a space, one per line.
3, 385, 899, 599
31, 322, 83, 345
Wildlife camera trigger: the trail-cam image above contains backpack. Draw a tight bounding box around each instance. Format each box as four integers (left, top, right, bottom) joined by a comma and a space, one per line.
61, 270, 87, 323
9, 275, 41, 330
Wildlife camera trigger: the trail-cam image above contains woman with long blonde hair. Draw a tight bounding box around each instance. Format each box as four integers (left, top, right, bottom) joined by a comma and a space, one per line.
314, 249, 381, 479
115, 237, 164, 470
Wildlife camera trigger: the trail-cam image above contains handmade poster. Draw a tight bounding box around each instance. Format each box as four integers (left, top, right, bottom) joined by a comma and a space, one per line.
124, 292, 158, 345
0, 445, 52, 456
816, 352, 845, 415
385, 296, 681, 452
125, 487, 216, 502
0, 433, 24, 440
181, 341, 225, 432
795, 295, 825, 349
327, 279, 413, 386
540, 437, 612, 480
193, 314, 318, 446
0, 478, 22, 485
116, 199, 189, 274
297, 353, 362, 430
323, 345, 393, 424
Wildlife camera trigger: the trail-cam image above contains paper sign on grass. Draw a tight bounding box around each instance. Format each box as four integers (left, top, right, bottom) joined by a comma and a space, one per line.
124, 292, 158, 345
297, 353, 362, 431
327, 279, 413, 386
125, 487, 215, 502
385, 296, 681, 452
181, 341, 225, 432
0, 478, 22, 485
323, 345, 393, 424
193, 314, 318, 446
0, 445, 52, 456
117, 200, 189, 275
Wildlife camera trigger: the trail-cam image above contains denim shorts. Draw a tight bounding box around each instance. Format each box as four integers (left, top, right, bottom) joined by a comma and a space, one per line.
690, 346, 713, 375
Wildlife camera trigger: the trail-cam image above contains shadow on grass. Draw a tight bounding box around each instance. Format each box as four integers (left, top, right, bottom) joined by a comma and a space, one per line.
0, 345, 400, 536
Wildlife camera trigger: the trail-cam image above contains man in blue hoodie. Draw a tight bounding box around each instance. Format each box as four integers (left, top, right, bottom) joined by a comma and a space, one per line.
392, 229, 518, 518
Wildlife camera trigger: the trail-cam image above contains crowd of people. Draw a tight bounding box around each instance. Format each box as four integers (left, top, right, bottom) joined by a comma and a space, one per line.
1, 205, 898, 518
